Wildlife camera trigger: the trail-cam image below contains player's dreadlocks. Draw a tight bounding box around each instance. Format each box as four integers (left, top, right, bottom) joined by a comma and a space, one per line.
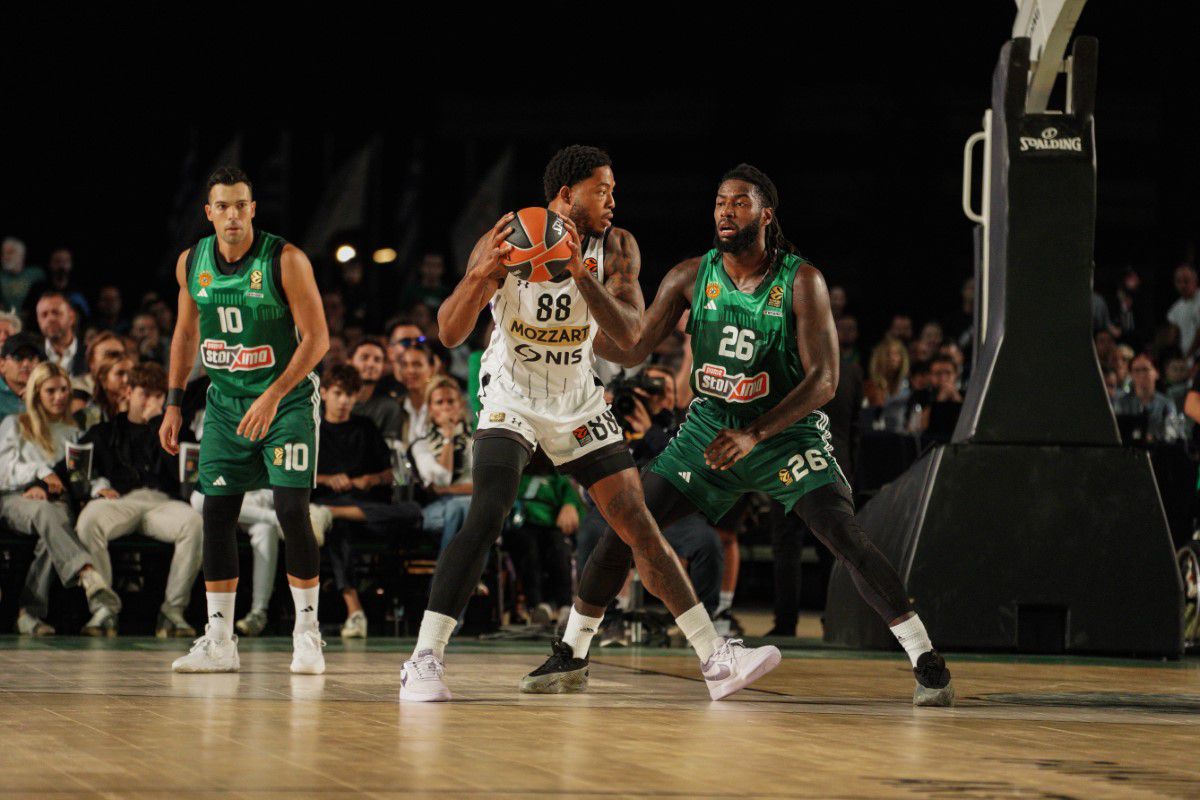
720, 163, 798, 263
543, 145, 612, 203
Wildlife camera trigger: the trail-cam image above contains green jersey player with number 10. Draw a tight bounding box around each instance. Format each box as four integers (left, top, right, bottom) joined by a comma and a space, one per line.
159, 168, 331, 677
524, 164, 955, 707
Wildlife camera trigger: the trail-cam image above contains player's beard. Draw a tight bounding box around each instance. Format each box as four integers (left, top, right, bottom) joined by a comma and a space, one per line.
714, 218, 761, 254
569, 203, 603, 239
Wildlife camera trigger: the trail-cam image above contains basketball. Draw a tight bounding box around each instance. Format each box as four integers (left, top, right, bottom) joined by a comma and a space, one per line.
502, 206, 573, 282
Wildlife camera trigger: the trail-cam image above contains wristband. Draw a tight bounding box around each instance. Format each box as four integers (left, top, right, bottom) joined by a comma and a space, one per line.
166, 388, 184, 407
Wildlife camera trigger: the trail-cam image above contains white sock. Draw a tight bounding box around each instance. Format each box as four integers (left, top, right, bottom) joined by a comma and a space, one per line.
890, 614, 933, 668
413, 610, 457, 661
716, 590, 734, 615
675, 602, 721, 662
561, 607, 603, 659
290, 584, 319, 634
206, 592, 236, 641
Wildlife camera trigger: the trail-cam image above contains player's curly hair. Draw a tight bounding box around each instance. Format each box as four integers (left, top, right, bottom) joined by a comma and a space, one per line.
206, 166, 253, 199
720, 163, 798, 263
543, 145, 612, 203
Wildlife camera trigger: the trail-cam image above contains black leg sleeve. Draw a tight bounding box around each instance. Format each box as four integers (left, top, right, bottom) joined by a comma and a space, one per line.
273, 486, 320, 580
793, 481, 911, 623
426, 436, 529, 618
576, 469, 697, 609
202, 493, 245, 582
770, 500, 804, 633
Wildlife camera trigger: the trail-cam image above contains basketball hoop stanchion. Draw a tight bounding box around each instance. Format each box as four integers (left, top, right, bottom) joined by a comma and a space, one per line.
824, 24, 1184, 656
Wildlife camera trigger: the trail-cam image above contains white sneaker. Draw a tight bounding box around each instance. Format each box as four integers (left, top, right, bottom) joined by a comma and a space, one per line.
172, 626, 240, 673
291, 628, 326, 675
700, 638, 782, 700
399, 649, 451, 702
309, 505, 333, 547
340, 610, 368, 639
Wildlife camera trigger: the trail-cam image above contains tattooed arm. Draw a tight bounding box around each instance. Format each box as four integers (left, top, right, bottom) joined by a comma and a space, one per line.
562, 223, 644, 350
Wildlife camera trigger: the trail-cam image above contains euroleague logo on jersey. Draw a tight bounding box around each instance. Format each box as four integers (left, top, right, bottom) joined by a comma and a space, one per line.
584, 257, 598, 277
694, 363, 769, 403
200, 339, 276, 371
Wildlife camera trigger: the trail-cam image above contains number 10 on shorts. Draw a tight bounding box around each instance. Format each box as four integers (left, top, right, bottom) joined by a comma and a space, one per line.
272, 442, 309, 471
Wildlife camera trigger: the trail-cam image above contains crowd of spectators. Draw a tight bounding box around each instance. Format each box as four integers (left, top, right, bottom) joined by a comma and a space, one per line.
2, 232, 1197, 639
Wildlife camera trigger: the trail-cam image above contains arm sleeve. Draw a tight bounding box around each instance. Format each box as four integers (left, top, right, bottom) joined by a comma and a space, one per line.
0, 416, 42, 490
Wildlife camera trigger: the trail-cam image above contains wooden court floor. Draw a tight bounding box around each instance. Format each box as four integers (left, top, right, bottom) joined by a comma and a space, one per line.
1, 636, 1198, 799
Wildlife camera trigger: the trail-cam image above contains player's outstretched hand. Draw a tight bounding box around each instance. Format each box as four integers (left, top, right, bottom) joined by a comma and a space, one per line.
559, 215, 586, 279
704, 428, 760, 471
238, 392, 280, 442
159, 406, 182, 455
467, 211, 515, 281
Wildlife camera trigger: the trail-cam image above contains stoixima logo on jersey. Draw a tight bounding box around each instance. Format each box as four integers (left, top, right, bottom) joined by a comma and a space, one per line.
694, 363, 769, 403
201, 339, 276, 371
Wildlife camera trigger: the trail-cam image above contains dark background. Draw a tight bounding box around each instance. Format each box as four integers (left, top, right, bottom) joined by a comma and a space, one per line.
2, 4, 1195, 343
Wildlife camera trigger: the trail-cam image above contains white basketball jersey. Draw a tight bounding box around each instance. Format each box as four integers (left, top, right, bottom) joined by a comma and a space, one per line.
479, 232, 607, 401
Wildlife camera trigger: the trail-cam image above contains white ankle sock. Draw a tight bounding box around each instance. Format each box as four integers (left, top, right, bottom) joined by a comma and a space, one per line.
290, 584, 319, 633
675, 603, 721, 662
414, 610, 457, 660
206, 592, 235, 641
716, 590, 734, 615
890, 614, 933, 667
561, 608, 603, 659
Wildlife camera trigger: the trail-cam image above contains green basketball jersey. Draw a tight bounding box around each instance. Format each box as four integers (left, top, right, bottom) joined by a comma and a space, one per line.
187, 230, 306, 398
687, 249, 808, 420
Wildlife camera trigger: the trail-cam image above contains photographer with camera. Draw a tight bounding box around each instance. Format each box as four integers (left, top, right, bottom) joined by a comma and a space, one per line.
575, 365, 723, 619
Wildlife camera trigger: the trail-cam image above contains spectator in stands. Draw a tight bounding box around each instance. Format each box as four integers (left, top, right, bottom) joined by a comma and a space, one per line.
1112, 353, 1183, 443
1164, 356, 1191, 412
24, 248, 89, 319
0, 362, 120, 635
398, 340, 438, 445
886, 314, 913, 344
828, 285, 847, 321
322, 291, 346, 337
411, 376, 474, 554
119, 334, 141, 364
0, 332, 43, 417
1, 237, 44, 312
1103, 368, 1120, 401
350, 337, 403, 440
37, 291, 86, 376
1168, 264, 1200, 362
864, 337, 910, 432
918, 354, 965, 442
505, 450, 583, 625
399, 253, 451, 310
836, 314, 860, 367
1115, 266, 1152, 349
0, 309, 21, 347
93, 285, 127, 333
315, 365, 421, 639
71, 331, 126, 412
68, 363, 201, 637
944, 276, 975, 349
76, 355, 131, 430
1094, 329, 1118, 370
380, 318, 426, 399
918, 321, 944, 354
130, 311, 169, 365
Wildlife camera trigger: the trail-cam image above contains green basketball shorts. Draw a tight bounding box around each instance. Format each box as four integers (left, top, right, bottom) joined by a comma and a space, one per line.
198, 377, 320, 495
649, 400, 847, 522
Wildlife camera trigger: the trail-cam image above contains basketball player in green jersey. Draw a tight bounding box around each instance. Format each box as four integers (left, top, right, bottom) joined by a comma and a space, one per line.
524, 164, 954, 706
159, 167, 330, 675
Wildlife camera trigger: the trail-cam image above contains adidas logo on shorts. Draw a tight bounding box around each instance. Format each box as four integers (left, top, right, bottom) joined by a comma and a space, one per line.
679, 471, 692, 483
213, 476, 227, 486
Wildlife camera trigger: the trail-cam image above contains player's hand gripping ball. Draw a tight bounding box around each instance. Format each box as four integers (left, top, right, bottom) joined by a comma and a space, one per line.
502, 207, 574, 282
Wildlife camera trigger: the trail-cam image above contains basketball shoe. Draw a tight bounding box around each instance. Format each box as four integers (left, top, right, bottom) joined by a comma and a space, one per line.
520, 639, 589, 693
172, 626, 239, 673
291, 629, 326, 675
701, 638, 782, 700
912, 650, 955, 706
399, 649, 451, 702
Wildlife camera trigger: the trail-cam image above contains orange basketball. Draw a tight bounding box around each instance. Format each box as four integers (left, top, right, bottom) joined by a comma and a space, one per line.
501, 207, 573, 282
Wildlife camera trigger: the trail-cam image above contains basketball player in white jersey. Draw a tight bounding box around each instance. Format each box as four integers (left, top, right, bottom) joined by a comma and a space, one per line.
401, 146, 781, 701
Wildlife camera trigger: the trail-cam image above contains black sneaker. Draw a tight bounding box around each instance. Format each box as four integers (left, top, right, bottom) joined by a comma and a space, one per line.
912, 650, 955, 707
519, 639, 589, 694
